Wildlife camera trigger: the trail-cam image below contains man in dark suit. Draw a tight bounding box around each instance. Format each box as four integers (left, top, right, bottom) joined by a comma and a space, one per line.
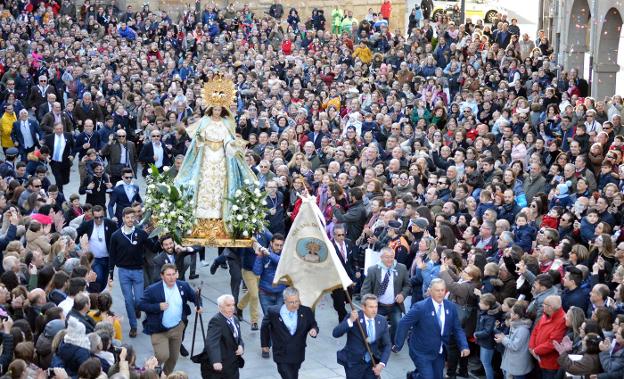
73, 119, 102, 159
75, 205, 117, 291
138, 262, 202, 375
78, 162, 113, 208
200, 294, 244, 379
150, 234, 195, 285
100, 129, 138, 184
40, 102, 73, 133
44, 122, 74, 193
27, 75, 56, 114
331, 224, 358, 323
332, 293, 391, 379
139, 129, 173, 176
360, 247, 410, 342
74, 92, 104, 128
11, 109, 41, 161
107, 168, 142, 225
260, 287, 318, 379
394, 278, 470, 379
265, 180, 285, 235
306, 120, 325, 149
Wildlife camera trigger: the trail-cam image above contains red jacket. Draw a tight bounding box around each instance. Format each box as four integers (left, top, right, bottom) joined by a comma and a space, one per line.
380, 1, 392, 19
529, 307, 567, 370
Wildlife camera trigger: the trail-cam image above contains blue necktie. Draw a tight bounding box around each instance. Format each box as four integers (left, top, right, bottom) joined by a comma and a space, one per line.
367, 319, 375, 343
53, 136, 62, 161
436, 303, 443, 329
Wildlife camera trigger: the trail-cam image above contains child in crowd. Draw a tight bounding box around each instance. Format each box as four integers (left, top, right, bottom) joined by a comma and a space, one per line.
474, 293, 502, 379
512, 212, 537, 252
495, 301, 533, 379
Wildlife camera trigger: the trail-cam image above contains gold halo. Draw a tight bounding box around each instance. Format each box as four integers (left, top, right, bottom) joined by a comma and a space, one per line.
202, 74, 236, 110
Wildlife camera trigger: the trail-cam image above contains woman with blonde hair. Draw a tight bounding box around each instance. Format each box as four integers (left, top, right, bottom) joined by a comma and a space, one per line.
570, 244, 591, 266
287, 152, 309, 174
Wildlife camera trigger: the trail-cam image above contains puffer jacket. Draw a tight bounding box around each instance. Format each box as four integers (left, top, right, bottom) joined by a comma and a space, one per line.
474, 303, 502, 349
501, 318, 534, 375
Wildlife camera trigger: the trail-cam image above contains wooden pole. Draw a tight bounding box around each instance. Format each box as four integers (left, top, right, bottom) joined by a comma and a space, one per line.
344, 288, 381, 378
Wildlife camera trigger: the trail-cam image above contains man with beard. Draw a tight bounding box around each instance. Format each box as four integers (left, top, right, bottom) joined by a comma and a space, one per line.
78, 162, 112, 208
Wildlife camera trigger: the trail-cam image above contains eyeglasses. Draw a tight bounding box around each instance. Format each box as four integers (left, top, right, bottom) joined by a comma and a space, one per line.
123, 176, 133, 180
39, 80, 47, 83
151, 134, 161, 138
94, 216, 104, 220
33, 185, 41, 188
285, 300, 300, 305
335, 233, 345, 237
117, 134, 126, 138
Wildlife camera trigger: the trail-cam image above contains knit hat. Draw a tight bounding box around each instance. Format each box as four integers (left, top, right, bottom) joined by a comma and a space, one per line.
64, 317, 91, 350
44, 319, 65, 338
556, 182, 570, 198
413, 217, 429, 230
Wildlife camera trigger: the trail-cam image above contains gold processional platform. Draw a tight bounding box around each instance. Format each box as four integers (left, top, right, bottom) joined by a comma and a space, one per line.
181, 218, 253, 247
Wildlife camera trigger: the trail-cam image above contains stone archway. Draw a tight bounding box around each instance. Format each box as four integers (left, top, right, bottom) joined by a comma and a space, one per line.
564, 0, 591, 74
593, 8, 623, 97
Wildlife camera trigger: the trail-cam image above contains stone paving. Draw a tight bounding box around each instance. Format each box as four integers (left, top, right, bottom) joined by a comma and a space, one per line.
63, 163, 416, 378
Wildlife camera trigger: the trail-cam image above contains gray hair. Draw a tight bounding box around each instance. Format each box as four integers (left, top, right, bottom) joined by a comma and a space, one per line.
430, 278, 446, 289
87, 332, 102, 353
217, 294, 235, 307
61, 226, 78, 241
282, 287, 300, 300
361, 293, 378, 306
380, 247, 394, 257
499, 231, 514, 244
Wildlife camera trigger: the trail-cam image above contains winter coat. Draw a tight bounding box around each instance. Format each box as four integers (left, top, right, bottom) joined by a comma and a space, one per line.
25, 229, 51, 255
580, 217, 597, 245
501, 318, 534, 375
557, 351, 602, 376
524, 174, 547, 203
474, 304, 502, 349
598, 342, 624, 377
51, 342, 91, 377
529, 307, 568, 370
513, 224, 537, 252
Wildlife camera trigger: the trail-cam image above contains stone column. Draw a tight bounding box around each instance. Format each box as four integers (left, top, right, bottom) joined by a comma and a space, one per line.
591, 63, 620, 98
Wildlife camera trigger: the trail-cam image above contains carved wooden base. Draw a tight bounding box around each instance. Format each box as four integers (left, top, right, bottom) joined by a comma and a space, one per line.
182, 218, 253, 247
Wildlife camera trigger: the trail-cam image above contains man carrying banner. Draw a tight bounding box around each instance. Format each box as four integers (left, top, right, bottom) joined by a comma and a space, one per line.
260, 287, 319, 379
332, 293, 391, 379
331, 223, 359, 323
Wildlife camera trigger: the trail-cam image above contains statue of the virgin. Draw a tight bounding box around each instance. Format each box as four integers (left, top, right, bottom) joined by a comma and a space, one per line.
174, 74, 257, 246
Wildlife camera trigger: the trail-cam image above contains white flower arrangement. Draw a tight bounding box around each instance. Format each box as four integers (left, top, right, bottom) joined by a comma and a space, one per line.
225, 182, 269, 239
142, 165, 195, 243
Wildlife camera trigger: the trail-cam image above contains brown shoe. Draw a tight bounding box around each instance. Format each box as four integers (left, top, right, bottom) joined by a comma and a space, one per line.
129, 328, 137, 338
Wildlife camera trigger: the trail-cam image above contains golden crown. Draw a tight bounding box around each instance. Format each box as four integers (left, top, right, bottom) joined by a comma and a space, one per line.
202, 74, 236, 109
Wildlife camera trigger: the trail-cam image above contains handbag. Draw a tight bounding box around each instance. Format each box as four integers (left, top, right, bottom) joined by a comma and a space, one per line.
190, 351, 207, 364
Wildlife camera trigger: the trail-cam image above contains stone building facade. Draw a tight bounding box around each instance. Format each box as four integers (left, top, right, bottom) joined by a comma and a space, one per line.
543, 0, 624, 97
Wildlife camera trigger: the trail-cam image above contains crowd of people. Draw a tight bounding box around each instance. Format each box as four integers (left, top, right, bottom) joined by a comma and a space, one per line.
0, 0, 623, 378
